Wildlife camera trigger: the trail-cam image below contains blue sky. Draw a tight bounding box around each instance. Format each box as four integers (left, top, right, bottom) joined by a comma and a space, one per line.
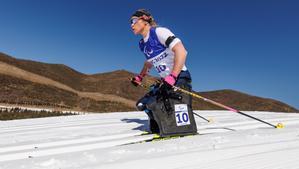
0, 0, 298, 109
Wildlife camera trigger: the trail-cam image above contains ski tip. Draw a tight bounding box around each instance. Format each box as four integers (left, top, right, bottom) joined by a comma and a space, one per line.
276, 123, 284, 129
141, 131, 150, 135
153, 134, 161, 139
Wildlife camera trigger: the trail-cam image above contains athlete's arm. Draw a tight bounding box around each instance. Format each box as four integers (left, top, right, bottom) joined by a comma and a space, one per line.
156, 27, 187, 76
171, 42, 187, 76
139, 61, 152, 77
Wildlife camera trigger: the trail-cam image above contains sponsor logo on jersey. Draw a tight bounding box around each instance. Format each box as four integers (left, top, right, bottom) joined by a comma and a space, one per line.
150, 52, 168, 65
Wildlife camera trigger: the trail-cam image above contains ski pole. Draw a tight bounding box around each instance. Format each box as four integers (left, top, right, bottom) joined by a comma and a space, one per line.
193, 112, 213, 122
172, 86, 284, 129
128, 77, 152, 90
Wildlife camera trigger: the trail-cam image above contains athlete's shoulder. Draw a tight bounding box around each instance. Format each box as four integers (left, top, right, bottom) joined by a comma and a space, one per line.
153, 27, 178, 48
155, 26, 171, 31
155, 27, 174, 36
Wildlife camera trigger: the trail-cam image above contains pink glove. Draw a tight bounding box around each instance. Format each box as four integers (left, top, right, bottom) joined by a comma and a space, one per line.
131, 75, 143, 86
163, 72, 178, 86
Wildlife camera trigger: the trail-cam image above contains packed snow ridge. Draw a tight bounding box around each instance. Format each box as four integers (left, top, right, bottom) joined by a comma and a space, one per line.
0, 110, 299, 169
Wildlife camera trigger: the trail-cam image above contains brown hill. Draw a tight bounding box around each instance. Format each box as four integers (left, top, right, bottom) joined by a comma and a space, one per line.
0, 52, 137, 112
0, 52, 297, 113
192, 90, 297, 112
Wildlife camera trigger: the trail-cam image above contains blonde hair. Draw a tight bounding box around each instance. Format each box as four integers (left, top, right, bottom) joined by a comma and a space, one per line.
149, 17, 158, 27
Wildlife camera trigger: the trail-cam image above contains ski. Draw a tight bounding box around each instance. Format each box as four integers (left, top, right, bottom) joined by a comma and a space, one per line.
145, 133, 198, 142
121, 132, 198, 145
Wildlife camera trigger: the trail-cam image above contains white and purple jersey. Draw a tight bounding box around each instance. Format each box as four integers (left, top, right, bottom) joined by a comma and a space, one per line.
139, 27, 187, 78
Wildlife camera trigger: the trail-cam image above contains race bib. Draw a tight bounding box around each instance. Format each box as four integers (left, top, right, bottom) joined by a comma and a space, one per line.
175, 104, 190, 126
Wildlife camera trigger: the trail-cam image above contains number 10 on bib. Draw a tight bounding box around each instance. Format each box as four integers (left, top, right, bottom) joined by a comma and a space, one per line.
175, 104, 191, 126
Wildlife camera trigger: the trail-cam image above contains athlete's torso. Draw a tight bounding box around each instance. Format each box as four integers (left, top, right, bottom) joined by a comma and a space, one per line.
139, 27, 187, 78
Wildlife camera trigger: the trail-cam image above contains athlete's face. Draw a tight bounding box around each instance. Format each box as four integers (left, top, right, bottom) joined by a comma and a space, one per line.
130, 17, 146, 35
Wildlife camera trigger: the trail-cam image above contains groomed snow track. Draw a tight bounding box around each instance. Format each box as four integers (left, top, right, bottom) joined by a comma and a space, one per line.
1, 110, 299, 169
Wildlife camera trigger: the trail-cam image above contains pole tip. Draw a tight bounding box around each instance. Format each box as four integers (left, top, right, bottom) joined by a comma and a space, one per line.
276, 123, 284, 129
208, 118, 214, 123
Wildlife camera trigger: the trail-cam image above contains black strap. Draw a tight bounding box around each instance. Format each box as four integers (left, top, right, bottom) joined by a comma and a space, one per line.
165, 36, 176, 48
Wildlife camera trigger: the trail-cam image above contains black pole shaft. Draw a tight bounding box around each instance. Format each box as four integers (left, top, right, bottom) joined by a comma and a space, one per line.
236, 111, 277, 128
193, 112, 210, 122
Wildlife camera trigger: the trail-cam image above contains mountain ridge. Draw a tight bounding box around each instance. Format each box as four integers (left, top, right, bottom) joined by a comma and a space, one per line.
0, 52, 297, 113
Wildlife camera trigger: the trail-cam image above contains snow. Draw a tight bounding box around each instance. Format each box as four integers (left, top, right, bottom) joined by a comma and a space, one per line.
0, 110, 299, 169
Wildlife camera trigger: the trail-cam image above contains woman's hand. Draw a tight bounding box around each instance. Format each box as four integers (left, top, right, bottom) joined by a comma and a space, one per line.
163, 72, 178, 87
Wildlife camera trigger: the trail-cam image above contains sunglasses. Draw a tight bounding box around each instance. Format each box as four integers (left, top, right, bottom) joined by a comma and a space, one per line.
130, 18, 140, 25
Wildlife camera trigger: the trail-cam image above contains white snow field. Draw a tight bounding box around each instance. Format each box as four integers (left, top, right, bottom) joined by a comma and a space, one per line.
0, 110, 299, 169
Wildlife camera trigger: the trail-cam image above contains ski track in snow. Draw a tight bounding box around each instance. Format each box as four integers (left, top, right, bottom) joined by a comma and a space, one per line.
0, 110, 299, 169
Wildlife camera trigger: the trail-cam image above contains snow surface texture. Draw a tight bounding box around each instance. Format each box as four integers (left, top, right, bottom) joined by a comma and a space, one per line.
0, 110, 299, 169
